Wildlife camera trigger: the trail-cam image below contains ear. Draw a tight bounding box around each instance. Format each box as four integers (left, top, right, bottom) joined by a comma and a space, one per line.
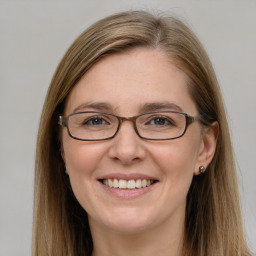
194, 121, 219, 175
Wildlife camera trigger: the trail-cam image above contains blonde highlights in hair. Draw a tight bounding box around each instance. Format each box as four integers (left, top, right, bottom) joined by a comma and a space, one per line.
33, 11, 252, 256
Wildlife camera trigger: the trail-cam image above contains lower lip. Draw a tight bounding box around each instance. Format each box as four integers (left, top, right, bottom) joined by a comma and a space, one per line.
99, 181, 158, 199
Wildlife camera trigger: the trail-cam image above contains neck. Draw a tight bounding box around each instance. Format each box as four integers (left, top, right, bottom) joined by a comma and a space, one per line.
90, 214, 184, 256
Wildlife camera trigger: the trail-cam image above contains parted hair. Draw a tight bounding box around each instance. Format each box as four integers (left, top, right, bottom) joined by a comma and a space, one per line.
33, 10, 253, 256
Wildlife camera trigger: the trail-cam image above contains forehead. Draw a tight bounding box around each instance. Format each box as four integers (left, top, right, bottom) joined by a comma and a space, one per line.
64, 48, 197, 115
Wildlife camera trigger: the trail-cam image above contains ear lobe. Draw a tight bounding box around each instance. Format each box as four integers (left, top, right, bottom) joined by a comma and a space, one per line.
194, 121, 219, 175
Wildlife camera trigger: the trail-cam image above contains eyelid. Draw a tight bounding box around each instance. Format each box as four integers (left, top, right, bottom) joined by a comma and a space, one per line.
142, 113, 174, 119
83, 116, 109, 126
142, 114, 171, 123
87, 114, 117, 124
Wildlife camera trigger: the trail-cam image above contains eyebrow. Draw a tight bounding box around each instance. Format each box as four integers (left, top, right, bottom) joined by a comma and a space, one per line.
139, 102, 183, 113
72, 102, 115, 113
71, 101, 183, 114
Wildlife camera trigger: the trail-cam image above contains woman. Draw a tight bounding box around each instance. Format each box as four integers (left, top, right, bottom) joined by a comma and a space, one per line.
33, 10, 253, 256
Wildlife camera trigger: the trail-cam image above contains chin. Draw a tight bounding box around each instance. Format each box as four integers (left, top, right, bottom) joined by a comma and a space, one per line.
91, 207, 156, 234
105, 219, 153, 234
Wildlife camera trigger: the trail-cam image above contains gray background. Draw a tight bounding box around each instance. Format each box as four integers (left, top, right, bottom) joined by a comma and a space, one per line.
1, 1, 255, 255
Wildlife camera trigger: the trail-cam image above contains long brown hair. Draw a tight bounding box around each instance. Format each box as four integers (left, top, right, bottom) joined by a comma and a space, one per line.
33, 10, 253, 256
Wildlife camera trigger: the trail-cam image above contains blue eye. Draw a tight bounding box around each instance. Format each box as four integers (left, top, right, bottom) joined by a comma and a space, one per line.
84, 117, 108, 126
149, 117, 174, 126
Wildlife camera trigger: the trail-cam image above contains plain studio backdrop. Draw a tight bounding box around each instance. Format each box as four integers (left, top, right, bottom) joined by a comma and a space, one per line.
0, 1, 255, 255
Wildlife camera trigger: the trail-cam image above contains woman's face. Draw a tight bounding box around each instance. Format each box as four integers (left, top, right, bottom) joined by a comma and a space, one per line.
62, 48, 211, 234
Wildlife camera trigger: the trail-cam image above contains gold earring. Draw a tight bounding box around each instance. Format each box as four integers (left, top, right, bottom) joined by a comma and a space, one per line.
199, 166, 206, 174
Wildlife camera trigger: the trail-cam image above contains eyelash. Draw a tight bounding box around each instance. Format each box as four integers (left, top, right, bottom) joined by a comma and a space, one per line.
83, 116, 110, 126
146, 116, 174, 126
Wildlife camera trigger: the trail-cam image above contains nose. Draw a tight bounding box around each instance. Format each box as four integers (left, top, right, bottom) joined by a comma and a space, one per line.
108, 120, 146, 165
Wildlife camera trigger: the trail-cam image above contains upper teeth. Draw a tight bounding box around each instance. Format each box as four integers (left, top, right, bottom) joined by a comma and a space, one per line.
103, 179, 153, 189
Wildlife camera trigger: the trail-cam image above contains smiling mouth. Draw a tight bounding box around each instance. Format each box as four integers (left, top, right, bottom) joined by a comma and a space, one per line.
99, 179, 158, 189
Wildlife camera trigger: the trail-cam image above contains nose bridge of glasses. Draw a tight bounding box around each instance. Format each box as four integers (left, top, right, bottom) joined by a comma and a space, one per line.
118, 116, 138, 130
117, 116, 139, 134
116, 117, 134, 132
118, 115, 137, 124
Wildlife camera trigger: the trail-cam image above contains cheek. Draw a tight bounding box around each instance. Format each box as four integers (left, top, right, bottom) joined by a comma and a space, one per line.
153, 140, 198, 172
149, 137, 200, 189
62, 138, 109, 210
62, 135, 108, 178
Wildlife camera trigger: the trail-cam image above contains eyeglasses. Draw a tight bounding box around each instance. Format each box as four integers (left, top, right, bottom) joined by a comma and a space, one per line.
58, 111, 200, 141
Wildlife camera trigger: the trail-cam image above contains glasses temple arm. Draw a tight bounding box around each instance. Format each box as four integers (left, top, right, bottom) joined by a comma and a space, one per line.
58, 116, 67, 127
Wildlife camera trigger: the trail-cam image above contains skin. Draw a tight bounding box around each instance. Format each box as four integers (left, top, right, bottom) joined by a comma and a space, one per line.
62, 48, 218, 256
